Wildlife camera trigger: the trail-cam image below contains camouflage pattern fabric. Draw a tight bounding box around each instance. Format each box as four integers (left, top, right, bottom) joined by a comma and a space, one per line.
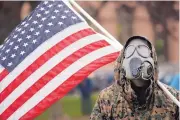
90, 36, 179, 120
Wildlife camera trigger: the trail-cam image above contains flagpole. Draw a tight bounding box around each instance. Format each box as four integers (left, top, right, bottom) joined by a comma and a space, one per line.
68, 0, 122, 51
69, 0, 180, 107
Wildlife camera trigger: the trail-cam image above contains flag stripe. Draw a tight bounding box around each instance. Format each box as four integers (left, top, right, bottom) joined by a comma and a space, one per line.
0, 22, 90, 93
0, 33, 106, 115
0, 69, 9, 82
8, 46, 119, 120
21, 52, 119, 120
1, 40, 109, 120
0, 27, 95, 104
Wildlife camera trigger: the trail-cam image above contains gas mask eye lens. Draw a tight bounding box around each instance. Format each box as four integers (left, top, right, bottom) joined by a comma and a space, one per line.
124, 45, 135, 58
137, 45, 150, 58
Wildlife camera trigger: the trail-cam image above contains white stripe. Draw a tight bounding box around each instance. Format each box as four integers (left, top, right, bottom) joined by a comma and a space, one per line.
8, 46, 119, 120
0, 33, 104, 114
0, 65, 5, 74
0, 22, 89, 92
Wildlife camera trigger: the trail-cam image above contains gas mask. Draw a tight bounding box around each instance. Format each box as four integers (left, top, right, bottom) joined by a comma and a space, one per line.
122, 39, 154, 81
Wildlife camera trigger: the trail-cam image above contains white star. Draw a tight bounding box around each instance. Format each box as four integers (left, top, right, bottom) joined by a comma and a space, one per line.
38, 24, 43, 28
17, 28, 22, 32
40, 7, 45, 11
61, 16, 66, 19
28, 16, 32, 21
51, 16, 56, 19
44, 1, 48, 4
48, 4, 53, 8
24, 23, 29, 27
47, 22, 53, 26
45, 30, 50, 33
36, 13, 41, 18
2, 46, 5, 50
23, 43, 28, 47
20, 51, 25, 55
58, 22, 63, 25
29, 28, 34, 32
17, 38, 22, 42
6, 39, 10, 43
7, 62, 13, 67
11, 54, 16, 58
9, 42, 14, 46
41, 17, 47, 21
5, 49, 10, 53
2, 56, 6, 61
33, 21, 38, 24
21, 21, 26, 25
14, 46, 19, 50
26, 35, 31, 39
32, 39, 37, 44
54, 10, 59, 13
35, 32, 40, 36
0, 45, 2, 48
72, 16, 77, 19
13, 35, 18, 38
64, 10, 70, 13
44, 11, 49, 14
58, 4, 63, 7
21, 30, 25, 34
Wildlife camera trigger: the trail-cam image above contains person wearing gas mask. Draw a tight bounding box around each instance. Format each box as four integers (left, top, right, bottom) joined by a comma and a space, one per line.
90, 36, 179, 120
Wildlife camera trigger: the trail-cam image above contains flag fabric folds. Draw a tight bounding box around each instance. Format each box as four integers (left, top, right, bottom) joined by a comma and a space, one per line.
0, 1, 122, 120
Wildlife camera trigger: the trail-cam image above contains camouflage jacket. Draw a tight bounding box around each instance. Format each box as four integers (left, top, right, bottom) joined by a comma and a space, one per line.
90, 36, 179, 120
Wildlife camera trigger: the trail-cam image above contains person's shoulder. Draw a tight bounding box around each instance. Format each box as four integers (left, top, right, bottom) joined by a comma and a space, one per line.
98, 84, 119, 100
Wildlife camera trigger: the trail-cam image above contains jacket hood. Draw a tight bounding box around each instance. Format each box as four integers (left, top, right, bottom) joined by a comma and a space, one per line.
114, 36, 159, 111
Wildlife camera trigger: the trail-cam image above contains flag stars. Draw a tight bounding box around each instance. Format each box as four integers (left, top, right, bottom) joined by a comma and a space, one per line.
21, 21, 26, 25
7, 62, 13, 67
58, 22, 63, 25
9, 42, 14, 46
36, 13, 41, 17
33, 21, 38, 24
45, 29, 50, 33
14, 46, 19, 50
51, 16, 56, 19
64, 10, 70, 13
58, 4, 63, 7
2, 56, 6, 61
54, 10, 59, 13
44, 11, 49, 14
41, 17, 47, 21
48, 22, 53, 26
72, 16, 77, 19
18, 38, 22, 42
24, 23, 29, 27
30, 28, 35, 32
20, 51, 25, 55
5, 49, 10, 53
21, 30, 25, 34
48, 4, 53, 8
17, 28, 22, 32
32, 39, 37, 44
26, 35, 31, 39
23, 43, 28, 47
35, 32, 40, 36
13, 35, 18, 39
38, 24, 43, 28
61, 16, 66, 19
11, 54, 16, 58
44, 1, 48, 5
40, 7, 45, 11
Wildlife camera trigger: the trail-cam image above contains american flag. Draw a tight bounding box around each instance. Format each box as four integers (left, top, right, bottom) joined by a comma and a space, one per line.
0, 1, 122, 120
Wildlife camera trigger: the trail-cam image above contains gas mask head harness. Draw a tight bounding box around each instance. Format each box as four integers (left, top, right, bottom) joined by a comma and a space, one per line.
122, 36, 154, 81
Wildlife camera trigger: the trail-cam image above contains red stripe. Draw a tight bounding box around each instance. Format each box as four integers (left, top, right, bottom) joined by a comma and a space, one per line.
0, 40, 110, 120
0, 28, 95, 104
0, 69, 9, 82
20, 52, 120, 120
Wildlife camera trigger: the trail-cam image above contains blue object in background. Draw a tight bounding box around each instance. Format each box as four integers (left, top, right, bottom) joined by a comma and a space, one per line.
170, 73, 179, 90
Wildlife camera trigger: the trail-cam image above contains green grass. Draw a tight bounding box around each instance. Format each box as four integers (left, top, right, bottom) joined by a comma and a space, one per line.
35, 93, 99, 120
